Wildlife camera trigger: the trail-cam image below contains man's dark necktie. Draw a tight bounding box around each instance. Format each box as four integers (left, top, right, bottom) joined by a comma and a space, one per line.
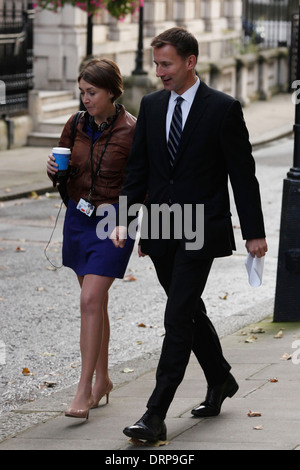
168, 96, 184, 167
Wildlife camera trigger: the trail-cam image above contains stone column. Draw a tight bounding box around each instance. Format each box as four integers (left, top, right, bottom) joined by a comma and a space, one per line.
144, 0, 172, 37
107, 14, 133, 42
174, 0, 205, 32
224, 0, 243, 31
33, 5, 87, 90
201, 0, 227, 32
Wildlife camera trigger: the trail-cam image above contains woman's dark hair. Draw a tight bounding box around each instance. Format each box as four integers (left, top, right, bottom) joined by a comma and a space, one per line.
78, 58, 124, 102
151, 27, 199, 61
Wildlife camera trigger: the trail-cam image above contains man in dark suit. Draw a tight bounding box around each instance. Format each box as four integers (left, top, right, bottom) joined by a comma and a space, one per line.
111, 27, 267, 441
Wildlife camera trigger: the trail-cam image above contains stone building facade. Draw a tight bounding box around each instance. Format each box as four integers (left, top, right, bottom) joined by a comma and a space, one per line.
34, 0, 243, 91
0, 1, 290, 148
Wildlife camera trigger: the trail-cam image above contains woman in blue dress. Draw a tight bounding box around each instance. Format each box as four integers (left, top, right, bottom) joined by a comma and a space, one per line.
47, 58, 136, 419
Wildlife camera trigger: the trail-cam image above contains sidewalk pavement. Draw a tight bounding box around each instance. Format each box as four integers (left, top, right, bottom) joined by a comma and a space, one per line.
1, 313, 300, 451
1, 93, 300, 452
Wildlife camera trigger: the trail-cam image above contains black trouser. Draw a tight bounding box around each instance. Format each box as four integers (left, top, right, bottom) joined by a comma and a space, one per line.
147, 239, 231, 419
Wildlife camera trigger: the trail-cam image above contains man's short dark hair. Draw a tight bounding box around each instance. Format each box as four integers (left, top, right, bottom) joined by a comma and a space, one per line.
151, 27, 199, 61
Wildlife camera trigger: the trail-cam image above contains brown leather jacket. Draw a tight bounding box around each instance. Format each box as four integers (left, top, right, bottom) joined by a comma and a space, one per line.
54, 105, 136, 207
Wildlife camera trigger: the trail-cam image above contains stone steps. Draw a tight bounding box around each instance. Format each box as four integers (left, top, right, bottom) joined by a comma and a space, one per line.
27, 131, 62, 147
28, 90, 79, 147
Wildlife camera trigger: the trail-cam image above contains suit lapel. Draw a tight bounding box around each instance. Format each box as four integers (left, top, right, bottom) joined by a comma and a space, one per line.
173, 81, 211, 166
156, 90, 170, 145
151, 90, 170, 166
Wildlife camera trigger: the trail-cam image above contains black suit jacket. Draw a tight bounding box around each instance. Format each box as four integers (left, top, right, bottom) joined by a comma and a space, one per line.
120, 81, 266, 259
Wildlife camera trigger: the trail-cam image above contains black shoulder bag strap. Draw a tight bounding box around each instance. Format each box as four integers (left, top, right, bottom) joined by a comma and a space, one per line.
71, 111, 82, 146
58, 111, 83, 207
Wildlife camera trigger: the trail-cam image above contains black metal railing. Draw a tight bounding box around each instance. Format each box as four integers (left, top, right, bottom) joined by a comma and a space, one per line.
242, 0, 299, 49
289, 12, 299, 85
0, 0, 34, 116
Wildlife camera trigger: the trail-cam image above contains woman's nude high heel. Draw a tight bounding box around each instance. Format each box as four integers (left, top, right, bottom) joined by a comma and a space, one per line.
65, 397, 94, 420
91, 380, 113, 409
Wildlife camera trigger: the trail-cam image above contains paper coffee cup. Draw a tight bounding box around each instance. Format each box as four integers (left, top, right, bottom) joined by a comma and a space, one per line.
52, 147, 71, 171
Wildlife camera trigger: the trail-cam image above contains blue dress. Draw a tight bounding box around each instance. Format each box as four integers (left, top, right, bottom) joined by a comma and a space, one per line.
62, 121, 135, 278
62, 199, 135, 278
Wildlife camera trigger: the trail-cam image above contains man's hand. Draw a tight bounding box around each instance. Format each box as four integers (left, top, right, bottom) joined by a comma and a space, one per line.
138, 244, 147, 258
110, 226, 127, 248
246, 238, 268, 258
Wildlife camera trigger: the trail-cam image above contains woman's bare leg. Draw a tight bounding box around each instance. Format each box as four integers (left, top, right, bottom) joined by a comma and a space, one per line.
92, 292, 113, 404
67, 274, 114, 412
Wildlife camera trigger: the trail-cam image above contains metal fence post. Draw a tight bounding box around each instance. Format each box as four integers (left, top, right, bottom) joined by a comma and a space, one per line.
274, 5, 300, 322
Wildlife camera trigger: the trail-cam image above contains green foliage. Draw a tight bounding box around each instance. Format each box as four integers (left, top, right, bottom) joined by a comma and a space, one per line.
33, 0, 143, 20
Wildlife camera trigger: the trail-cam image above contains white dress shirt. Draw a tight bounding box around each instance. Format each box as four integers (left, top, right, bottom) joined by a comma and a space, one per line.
166, 77, 200, 141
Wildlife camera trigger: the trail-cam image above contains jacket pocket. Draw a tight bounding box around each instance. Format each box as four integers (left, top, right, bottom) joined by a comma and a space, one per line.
95, 170, 123, 199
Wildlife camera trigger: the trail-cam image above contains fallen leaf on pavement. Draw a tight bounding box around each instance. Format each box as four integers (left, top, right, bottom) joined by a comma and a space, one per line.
245, 335, 257, 343
122, 368, 134, 373
248, 410, 262, 417
129, 438, 169, 447
70, 361, 80, 368
123, 274, 136, 282
43, 381, 57, 388
270, 377, 278, 383
219, 292, 229, 300
46, 266, 57, 271
129, 438, 145, 447
150, 439, 170, 447
253, 425, 264, 430
274, 330, 284, 339
250, 327, 265, 334
138, 322, 146, 328
281, 353, 292, 360
22, 368, 34, 376
16, 246, 26, 252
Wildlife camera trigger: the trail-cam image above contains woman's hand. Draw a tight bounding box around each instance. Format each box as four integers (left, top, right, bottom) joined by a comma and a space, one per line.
47, 154, 58, 176
110, 226, 127, 248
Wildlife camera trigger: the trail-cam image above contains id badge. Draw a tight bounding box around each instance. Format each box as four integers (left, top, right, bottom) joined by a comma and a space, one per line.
76, 198, 95, 217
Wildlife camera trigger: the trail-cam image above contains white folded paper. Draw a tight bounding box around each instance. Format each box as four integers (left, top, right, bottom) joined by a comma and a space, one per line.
245, 253, 264, 287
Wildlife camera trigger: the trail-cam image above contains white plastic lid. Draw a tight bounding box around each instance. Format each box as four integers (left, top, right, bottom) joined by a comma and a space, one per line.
52, 147, 71, 155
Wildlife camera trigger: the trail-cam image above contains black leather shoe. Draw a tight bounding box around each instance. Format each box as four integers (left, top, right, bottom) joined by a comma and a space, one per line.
123, 411, 167, 441
191, 373, 239, 417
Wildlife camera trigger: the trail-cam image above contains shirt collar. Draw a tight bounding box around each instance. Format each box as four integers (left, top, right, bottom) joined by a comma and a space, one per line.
170, 76, 200, 104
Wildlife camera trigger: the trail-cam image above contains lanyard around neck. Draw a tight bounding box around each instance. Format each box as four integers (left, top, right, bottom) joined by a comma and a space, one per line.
88, 120, 116, 201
